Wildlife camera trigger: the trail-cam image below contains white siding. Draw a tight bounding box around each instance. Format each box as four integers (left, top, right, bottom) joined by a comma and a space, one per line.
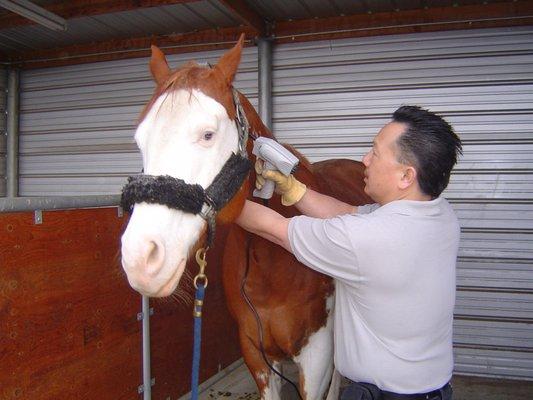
272, 27, 533, 380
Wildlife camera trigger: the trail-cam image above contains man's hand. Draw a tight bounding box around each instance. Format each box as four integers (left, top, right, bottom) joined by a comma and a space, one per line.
255, 160, 307, 206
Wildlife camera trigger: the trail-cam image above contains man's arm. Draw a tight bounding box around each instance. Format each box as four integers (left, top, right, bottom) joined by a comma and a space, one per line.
235, 200, 291, 252
259, 169, 357, 218
295, 188, 357, 218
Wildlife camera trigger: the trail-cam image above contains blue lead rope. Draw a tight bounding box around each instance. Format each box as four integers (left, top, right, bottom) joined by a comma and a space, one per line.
191, 282, 205, 400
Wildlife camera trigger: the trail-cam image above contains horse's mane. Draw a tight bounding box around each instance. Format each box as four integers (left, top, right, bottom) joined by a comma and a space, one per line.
140, 61, 237, 122
235, 89, 313, 172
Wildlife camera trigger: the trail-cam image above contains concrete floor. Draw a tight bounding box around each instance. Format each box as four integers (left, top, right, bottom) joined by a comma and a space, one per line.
194, 360, 533, 400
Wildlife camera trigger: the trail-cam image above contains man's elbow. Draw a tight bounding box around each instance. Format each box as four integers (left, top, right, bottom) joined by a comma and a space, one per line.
274, 219, 292, 253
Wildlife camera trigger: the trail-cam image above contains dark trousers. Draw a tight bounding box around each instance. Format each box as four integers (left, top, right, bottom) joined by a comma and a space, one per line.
340, 381, 452, 400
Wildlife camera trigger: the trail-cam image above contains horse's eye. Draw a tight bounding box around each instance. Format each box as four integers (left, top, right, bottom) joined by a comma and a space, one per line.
203, 131, 214, 141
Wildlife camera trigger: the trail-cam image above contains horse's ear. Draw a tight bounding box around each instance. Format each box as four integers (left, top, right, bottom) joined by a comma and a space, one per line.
216, 33, 245, 84
149, 45, 170, 85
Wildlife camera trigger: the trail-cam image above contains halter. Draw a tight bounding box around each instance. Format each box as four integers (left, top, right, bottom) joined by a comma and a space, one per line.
120, 87, 253, 248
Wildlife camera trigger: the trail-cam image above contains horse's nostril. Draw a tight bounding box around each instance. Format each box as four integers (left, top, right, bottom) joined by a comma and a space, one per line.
146, 240, 165, 274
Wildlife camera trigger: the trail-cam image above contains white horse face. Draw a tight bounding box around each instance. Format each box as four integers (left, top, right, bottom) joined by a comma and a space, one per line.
121, 88, 239, 297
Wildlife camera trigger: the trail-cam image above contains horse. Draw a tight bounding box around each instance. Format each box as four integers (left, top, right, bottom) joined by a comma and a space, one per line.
120, 34, 371, 399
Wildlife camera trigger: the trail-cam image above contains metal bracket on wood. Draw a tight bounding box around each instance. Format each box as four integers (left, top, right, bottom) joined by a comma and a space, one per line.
137, 378, 155, 394
117, 206, 123, 218
137, 307, 154, 321
34, 210, 42, 224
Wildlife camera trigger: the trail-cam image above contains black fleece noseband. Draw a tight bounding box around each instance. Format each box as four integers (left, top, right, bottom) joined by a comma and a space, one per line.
120, 88, 252, 247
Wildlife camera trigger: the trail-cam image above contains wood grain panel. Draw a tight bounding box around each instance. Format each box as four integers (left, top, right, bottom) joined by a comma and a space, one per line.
0, 208, 140, 400
0, 208, 242, 400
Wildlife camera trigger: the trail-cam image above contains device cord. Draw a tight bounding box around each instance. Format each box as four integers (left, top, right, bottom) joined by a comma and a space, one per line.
241, 236, 304, 400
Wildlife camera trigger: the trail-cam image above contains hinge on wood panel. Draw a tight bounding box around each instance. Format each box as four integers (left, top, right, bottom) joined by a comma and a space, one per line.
137, 378, 155, 394
34, 210, 42, 224
136, 307, 154, 321
117, 206, 123, 217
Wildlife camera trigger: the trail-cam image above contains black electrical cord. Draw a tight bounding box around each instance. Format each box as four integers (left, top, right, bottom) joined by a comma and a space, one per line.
241, 237, 304, 400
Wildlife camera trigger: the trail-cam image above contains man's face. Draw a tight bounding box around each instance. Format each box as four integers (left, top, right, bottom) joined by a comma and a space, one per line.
362, 122, 407, 204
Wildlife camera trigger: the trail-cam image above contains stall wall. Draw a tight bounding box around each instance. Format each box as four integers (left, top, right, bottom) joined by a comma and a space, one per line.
17, 48, 258, 195
0, 208, 241, 399
272, 26, 533, 380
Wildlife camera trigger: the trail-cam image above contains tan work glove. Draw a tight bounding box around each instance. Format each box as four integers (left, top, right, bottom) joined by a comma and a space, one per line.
255, 159, 307, 206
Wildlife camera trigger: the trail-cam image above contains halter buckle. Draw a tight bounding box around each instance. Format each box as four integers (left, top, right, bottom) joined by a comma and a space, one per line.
199, 195, 216, 220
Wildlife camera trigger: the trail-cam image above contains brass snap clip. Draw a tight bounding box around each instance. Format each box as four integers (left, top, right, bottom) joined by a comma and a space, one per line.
193, 247, 209, 289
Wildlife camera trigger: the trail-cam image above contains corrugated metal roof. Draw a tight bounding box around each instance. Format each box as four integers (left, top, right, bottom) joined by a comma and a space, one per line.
248, 0, 504, 21
0, 0, 529, 68
0, 1, 244, 53
0, 1, 518, 52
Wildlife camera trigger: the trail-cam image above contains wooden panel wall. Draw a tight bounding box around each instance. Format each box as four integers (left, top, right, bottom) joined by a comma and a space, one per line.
0, 208, 241, 400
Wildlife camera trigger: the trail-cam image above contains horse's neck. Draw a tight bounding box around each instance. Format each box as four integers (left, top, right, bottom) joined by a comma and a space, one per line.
239, 93, 315, 186
238, 92, 275, 140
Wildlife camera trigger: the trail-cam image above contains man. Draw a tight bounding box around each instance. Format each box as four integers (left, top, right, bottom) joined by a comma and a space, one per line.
236, 105, 462, 400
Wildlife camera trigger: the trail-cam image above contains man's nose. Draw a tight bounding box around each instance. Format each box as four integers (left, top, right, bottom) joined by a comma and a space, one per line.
362, 152, 370, 166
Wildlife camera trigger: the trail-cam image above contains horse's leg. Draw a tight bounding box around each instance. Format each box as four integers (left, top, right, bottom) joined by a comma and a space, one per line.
262, 361, 283, 400
293, 295, 335, 399
239, 330, 282, 400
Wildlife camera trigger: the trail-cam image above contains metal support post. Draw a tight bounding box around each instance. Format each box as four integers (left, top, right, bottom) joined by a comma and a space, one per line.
139, 295, 153, 399
6, 69, 19, 197
258, 38, 273, 131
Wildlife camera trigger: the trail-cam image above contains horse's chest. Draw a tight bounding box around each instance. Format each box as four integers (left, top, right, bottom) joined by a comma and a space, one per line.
247, 238, 334, 351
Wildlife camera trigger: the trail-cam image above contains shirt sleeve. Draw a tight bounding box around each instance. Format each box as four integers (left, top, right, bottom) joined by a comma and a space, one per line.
356, 203, 380, 215
288, 215, 362, 284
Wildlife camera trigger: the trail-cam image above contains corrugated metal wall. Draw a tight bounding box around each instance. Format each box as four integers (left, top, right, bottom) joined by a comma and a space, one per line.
272, 27, 533, 380
0, 68, 6, 196
17, 47, 258, 195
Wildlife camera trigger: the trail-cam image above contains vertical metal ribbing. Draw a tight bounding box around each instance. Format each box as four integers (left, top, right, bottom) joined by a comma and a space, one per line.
0, 67, 6, 197
142, 295, 152, 400
6, 69, 19, 197
258, 38, 273, 131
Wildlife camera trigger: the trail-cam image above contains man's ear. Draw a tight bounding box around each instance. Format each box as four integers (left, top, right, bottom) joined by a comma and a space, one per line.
399, 166, 417, 190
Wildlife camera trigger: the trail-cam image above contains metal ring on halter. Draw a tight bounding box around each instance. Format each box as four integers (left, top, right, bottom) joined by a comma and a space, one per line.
193, 274, 208, 289
199, 195, 216, 220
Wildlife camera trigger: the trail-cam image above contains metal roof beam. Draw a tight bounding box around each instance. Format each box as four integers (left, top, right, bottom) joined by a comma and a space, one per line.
7, 26, 255, 69
216, 0, 267, 36
0, 0, 200, 29
274, 1, 533, 44
0, 0, 67, 31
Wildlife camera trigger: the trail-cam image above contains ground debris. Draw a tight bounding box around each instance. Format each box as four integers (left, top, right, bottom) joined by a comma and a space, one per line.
204, 389, 259, 399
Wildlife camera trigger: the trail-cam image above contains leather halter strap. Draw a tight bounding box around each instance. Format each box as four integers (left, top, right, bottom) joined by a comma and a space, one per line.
120, 153, 250, 246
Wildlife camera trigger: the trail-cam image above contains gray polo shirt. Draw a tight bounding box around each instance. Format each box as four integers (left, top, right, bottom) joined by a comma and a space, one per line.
288, 197, 460, 394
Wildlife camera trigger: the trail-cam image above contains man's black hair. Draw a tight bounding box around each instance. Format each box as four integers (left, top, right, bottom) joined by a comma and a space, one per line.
392, 105, 462, 199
